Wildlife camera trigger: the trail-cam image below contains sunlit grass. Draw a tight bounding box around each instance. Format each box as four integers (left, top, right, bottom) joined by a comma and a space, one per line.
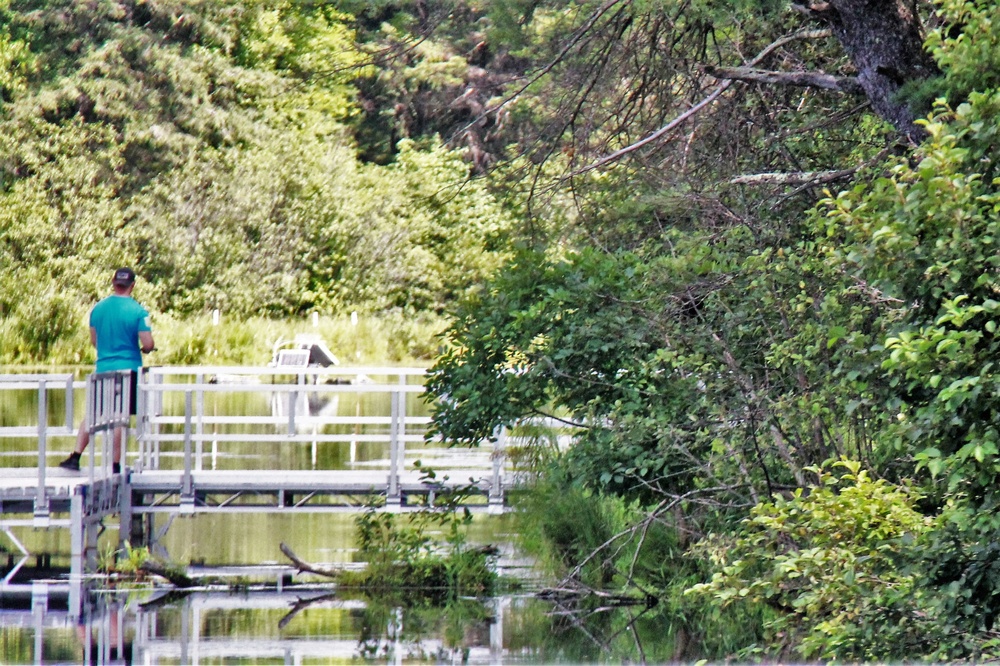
0, 312, 449, 367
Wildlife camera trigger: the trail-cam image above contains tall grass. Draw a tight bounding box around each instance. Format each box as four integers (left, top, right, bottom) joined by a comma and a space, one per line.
0, 310, 449, 367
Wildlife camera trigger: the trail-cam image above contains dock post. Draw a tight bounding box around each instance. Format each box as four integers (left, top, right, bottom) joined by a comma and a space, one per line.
180, 390, 195, 513
34, 380, 50, 525
488, 427, 506, 515
386, 389, 402, 511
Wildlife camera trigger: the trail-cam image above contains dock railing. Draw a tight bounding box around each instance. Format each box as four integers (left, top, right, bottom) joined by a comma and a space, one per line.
135, 366, 508, 510
0, 373, 80, 522
83, 370, 135, 481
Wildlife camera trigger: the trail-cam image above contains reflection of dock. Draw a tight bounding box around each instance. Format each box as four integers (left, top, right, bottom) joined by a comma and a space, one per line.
2, 582, 511, 665
144, 591, 507, 666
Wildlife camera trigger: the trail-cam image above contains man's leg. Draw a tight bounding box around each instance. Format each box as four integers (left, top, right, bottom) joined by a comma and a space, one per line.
112, 426, 124, 474
75, 423, 90, 454
58, 420, 89, 471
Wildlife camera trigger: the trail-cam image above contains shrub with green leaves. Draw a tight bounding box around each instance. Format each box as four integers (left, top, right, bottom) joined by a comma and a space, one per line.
686, 459, 931, 661
352, 499, 498, 597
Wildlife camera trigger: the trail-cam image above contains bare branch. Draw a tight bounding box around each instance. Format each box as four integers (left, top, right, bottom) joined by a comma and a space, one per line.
555, 485, 740, 588
734, 145, 892, 188
486, 0, 629, 117
139, 560, 196, 588
704, 65, 863, 94
568, 29, 833, 176
730, 168, 859, 186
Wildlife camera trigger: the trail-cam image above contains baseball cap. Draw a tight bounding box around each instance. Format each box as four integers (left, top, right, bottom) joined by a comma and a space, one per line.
112, 267, 136, 286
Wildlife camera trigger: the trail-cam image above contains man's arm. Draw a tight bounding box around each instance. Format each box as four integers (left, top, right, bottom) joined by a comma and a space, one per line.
139, 330, 155, 354
89, 327, 97, 347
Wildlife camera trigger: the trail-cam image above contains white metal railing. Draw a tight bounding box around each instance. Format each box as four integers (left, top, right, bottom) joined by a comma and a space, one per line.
0, 373, 81, 520
135, 366, 507, 509
83, 370, 135, 481
0, 371, 131, 521
0, 366, 514, 515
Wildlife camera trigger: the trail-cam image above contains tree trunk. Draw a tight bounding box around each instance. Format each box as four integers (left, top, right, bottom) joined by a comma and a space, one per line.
805, 0, 939, 142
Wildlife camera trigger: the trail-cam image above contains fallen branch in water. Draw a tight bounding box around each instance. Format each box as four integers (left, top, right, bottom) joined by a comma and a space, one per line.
280, 542, 339, 579
139, 560, 196, 588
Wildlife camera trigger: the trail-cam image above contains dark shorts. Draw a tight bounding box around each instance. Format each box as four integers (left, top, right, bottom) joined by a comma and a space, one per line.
125, 371, 138, 415
94, 370, 139, 417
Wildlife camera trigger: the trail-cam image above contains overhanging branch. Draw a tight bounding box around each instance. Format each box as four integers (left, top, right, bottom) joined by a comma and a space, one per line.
704, 65, 863, 94
729, 169, 858, 186
568, 28, 832, 177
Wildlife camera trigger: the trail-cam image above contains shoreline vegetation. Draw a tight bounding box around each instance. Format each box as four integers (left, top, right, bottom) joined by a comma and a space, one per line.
98, 500, 510, 601
0, 313, 449, 368
3, 0, 1000, 661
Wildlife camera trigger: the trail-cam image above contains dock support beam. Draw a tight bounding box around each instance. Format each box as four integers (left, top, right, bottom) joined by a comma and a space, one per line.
180, 391, 195, 514
386, 389, 403, 511
34, 382, 50, 525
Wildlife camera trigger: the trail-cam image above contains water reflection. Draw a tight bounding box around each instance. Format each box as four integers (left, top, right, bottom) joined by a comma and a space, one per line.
0, 578, 684, 665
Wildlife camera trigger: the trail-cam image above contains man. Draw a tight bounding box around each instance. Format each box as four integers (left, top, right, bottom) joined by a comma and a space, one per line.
59, 267, 155, 474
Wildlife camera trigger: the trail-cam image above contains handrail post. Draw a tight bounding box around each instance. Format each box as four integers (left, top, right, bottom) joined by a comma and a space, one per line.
84, 376, 95, 490
180, 390, 195, 513
153, 370, 163, 469
489, 427, 506, 514
386, 388, 402, 510
120, 370, 131, 470
64, 375, 74, 431
135, 370, 146, 472
195, 373, 204, 472
288, 389, 298, 435
101, 373, 113, 477
34, 380, 50, 525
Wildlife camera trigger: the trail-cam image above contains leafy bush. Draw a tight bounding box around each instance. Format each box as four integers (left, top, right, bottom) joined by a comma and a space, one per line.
4, 287, 85, 363
351, 499, 499, 597
686, 459, 931, 661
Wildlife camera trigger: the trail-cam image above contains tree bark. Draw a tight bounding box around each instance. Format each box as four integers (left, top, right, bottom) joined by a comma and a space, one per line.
799, 0, 939, 143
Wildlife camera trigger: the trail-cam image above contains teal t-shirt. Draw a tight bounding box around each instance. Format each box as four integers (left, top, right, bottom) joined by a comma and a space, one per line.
90, 294, 152, 373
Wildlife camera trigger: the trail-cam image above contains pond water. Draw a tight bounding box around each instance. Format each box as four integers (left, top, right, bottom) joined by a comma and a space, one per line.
0, 368, 695, 664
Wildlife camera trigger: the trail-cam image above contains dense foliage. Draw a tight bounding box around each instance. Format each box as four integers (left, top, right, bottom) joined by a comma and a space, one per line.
0, 0, 512, 363
421, 0, 1000, 660
6, 0, 1000, 660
